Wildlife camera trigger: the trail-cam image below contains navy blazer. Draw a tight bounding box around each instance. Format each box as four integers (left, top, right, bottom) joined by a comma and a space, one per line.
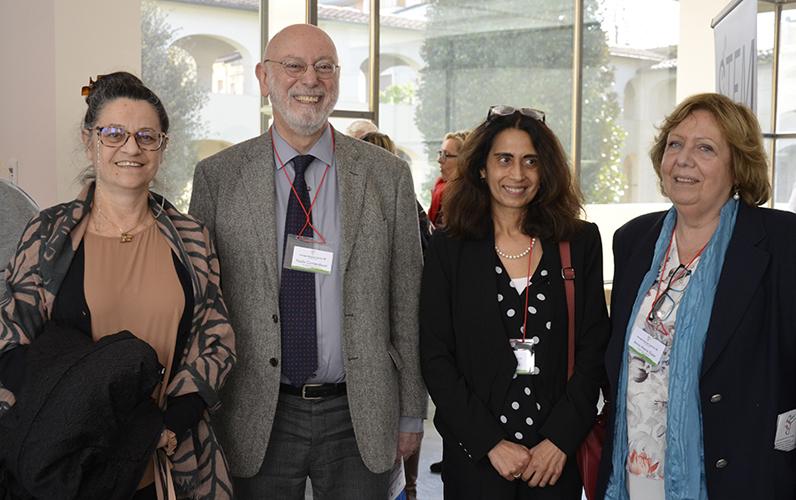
420, 222, 610, 463
597, 202, 796, 499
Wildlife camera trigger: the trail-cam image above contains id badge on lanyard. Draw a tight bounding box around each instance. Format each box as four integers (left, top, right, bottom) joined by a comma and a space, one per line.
510, 339, 536, 375
283, 235, 334, 274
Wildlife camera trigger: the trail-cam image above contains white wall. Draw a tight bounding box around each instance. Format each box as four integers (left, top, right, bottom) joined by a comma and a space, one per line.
0, 0, 141, 208
677, 0, 729, 101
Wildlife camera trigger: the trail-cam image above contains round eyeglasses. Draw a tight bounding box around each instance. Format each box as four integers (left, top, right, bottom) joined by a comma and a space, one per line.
264, 59, 340, 79
95, 126, 167, 151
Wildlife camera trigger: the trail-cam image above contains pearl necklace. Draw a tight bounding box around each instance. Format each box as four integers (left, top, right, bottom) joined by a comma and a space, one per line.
495, 238, 534, 259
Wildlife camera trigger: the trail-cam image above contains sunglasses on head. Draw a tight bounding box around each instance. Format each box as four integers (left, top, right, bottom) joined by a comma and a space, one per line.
487, 106, 545, 123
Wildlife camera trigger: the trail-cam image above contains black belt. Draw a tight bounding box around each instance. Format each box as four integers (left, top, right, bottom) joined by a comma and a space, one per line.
279, 382, 347, 400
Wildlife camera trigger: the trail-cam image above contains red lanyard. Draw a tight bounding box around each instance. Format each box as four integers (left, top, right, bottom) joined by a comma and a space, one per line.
271, 125, 334, 244
646, 226, 707, 335
521, 238, 536, 342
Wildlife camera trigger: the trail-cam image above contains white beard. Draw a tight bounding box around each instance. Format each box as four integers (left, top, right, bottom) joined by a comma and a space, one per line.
268, 72, 339, 137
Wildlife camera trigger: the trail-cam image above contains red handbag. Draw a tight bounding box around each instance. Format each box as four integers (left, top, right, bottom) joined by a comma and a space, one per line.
559, 241, 607, 500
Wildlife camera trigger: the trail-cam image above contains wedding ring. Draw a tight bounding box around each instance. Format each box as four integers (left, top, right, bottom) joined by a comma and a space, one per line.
513, 473, 522, 478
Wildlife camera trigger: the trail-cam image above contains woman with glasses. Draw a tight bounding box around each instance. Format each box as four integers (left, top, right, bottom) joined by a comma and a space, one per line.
420, 106, 610, 499
428, 130, 470, 226
597, 93, 796, 500
0, 72, 235, 499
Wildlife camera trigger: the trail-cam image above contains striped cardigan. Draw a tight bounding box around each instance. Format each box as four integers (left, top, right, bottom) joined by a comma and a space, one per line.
0, 183, 236, 499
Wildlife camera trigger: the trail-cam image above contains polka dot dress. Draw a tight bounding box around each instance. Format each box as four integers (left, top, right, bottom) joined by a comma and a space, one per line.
496, 252, 552, 449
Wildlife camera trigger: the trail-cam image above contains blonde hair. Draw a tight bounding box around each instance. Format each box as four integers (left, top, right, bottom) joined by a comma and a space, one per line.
443, 130, 470, 151
650, 93, 770, 207
359, 131, 396, 155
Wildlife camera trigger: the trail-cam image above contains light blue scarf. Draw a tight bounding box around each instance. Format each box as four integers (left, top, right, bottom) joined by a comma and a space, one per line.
605, 198, 739, 500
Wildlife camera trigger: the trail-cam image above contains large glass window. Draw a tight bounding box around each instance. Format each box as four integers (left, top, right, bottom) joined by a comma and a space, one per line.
141, 0, 261, 210
759, 2, 796, 208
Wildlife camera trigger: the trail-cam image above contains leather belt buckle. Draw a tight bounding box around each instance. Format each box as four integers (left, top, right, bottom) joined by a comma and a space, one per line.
301, 383, 325, 400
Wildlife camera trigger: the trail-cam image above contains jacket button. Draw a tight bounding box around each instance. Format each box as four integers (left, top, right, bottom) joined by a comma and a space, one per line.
272, 314, 279, 323
716, 459, 727, 468
270, 358, 279, 367
710, 394, 722, 403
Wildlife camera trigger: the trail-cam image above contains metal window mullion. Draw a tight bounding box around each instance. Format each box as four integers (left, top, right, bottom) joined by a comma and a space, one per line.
571, 0, 583, 181
370, 0, 380, 127
768, 2, 782, 207
260, 0, 270, 134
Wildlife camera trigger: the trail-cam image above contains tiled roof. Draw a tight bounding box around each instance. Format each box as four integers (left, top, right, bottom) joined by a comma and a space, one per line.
609, 46, 670, 62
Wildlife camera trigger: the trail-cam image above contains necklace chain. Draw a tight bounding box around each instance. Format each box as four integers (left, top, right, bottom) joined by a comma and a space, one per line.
98, 209, 149, 243
495, 240, 533, 259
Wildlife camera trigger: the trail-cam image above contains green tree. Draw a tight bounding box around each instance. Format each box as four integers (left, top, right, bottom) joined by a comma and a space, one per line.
379, 82, 416, 105
415, 0, 626, 204
141, 0, 208, 211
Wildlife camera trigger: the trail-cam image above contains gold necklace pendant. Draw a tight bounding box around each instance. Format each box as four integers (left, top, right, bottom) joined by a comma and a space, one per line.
97, 208, 148, 243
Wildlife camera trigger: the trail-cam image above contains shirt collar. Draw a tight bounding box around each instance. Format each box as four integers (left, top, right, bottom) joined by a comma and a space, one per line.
271, 123, 335, 170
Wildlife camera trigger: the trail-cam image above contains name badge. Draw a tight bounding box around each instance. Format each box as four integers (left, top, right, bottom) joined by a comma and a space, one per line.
283, 234, 334, 274
510, 339, 536, 375
775, 409, 796, 452
628, 325, 666, 366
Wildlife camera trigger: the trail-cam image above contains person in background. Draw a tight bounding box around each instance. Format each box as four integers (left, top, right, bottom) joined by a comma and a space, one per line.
597, 93, 796, 499
0, 71, 236, 499
190, 24, 427, 499
420, 106, 609, 499
429, 130, 469, 227
360, 131, 433, 254
344, 119, 379, 139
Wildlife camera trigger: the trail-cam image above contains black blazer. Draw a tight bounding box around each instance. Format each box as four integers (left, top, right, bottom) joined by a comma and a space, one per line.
597, 203, 796, 499
420, 222, 610, 463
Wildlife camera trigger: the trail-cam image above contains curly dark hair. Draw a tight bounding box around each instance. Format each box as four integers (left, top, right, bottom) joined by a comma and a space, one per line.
443, 111, 583, 242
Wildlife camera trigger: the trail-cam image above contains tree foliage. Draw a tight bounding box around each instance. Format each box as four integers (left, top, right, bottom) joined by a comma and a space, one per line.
415, 0, 626, 204
141, 0, 208, 211
380, 82, 416, 105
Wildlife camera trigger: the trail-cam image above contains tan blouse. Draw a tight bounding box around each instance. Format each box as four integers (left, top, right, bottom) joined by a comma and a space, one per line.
84, 222, 184, 490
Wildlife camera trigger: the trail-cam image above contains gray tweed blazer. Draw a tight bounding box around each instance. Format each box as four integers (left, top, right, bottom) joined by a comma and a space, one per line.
189, 128, 427, 476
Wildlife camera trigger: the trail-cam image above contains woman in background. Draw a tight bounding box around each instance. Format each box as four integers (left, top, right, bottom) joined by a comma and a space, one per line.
428, 130, 470, 226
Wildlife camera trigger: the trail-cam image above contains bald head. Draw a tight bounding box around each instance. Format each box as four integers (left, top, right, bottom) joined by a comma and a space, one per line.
256, 24, 340, 151
265, 24, 338, 64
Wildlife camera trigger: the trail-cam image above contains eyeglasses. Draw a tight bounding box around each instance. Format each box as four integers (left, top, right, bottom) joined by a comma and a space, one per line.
264, 59, 340, 79
437, 151, 457, 161
647, 264, 691, 323
95, 126, 167, 151
487, 106, 546, 123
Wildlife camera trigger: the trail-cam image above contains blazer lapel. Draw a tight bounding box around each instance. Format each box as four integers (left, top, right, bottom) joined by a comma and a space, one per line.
537, 240, 568, 369
239, 133, 280, 294
333, 131, 367, 275
701, 203, 768, 376
460, 237, 516, 394
606, 214, 664, 382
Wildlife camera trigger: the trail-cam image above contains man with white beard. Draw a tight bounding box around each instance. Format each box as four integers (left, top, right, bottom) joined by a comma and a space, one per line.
190, 24, 427, 499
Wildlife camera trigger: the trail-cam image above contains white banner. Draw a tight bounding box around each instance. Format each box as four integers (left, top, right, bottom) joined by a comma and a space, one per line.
713, 0, 757, 112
